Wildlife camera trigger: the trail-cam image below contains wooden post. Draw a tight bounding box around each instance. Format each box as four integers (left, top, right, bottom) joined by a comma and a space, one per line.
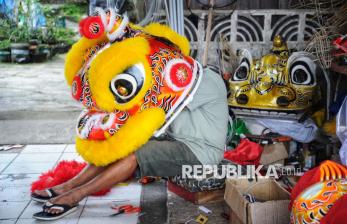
202, 0, 215, 67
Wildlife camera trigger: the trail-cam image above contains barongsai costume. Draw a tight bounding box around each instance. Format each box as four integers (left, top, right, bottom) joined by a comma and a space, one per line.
290, 160, 347, 224
66, 8, 202, 166
228, 35, 318, 120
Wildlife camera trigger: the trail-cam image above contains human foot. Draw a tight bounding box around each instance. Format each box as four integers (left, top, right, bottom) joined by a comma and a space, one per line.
33, 202, 78, 221
31, 184, 72, 203
43, 190, 84, 214
33, 190, 83, 220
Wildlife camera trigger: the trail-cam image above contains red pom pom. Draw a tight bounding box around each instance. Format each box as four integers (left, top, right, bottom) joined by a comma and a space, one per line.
31, 160, 110, 196
71, 76, 82, 101
79, 16, 104, 39
170, 63, 193, 88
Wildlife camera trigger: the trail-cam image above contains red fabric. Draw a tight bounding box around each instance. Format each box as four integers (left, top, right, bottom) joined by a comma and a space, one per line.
31, 160, 110, 196
224, 139, 263, 165
289, 164, 322, 209
320, 194, 347, 224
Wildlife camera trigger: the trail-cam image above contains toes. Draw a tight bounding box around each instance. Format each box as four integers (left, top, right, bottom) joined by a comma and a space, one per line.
45, 209, 59, 214
34, 189, 47, 196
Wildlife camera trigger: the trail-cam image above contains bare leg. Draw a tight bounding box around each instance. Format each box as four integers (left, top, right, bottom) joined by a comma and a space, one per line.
34, 164, 106, 196
45, 154, 138, 214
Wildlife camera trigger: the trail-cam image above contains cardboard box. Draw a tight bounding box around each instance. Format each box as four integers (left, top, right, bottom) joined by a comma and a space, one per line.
225, 178, 290, 224
260, 143, 288, 165
230, 210, 243, 224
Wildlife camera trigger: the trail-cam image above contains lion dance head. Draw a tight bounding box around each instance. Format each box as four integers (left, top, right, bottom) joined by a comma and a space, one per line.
290, 161, 347, 224
65, 8, 202, 166
228, 35, 319, 120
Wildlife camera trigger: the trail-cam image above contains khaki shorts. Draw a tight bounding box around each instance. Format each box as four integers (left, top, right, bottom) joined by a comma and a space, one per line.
134, 137, 201, 178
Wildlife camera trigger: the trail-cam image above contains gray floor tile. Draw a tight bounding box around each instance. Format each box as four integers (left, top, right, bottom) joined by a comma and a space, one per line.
58, 153, 84, 163
18, 201, 42, 219
0, 219, 17, 224
2, 162, 54, 174
0, 174, 40, 188
87, 181, 141, 201
81, 199, 140, 223
21, 145, 66, 154
16, 218, 79, 224
0, 186, 31, 202
0, 154, 18, 164
64, 145, 76, 153
77, 216, 138, 224
0, 201, 29, 219
13, 153, 62, 163
80, 199, 117, 217
0, 164, 9, 174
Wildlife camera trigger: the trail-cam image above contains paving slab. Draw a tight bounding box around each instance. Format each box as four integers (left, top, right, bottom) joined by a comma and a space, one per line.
0, 174, 40, 188
0, 201, 29, 219
64, 144, 76, 152
0, 146, 145, 224
0, 154, 17, 164
58, 153, 84, 162
0, 164, 9, 174
0, 219, 16, 224
2, 162, 55, 174
21, 145, 66, 154
16, 218, 79, 224
13, 153, 62, 163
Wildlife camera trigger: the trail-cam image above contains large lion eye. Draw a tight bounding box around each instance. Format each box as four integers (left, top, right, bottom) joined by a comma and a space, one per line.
290, 63, 313, 85
233, 61, 249, 81
109, 63, 145, 104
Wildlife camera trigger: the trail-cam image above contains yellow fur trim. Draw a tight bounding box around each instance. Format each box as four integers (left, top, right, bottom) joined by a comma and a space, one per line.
76, 107, 166, 166
65, 36, 107, 85
88, 37, 152, 112
143, 23, 190, 56
129, 23, 143, 30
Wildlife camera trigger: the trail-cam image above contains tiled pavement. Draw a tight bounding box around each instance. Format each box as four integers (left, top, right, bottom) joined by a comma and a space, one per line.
0, 145, 142, 224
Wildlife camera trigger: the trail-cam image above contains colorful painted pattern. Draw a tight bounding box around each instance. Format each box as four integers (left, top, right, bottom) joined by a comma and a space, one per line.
291, 178, 347, 224
72, 35, 199, 141
228, 36, 318, 116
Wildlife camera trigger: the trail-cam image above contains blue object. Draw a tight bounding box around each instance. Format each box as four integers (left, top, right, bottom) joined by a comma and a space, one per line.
29, 1, 46, 28
0, 0, 15, 19
1, 0, 46, 28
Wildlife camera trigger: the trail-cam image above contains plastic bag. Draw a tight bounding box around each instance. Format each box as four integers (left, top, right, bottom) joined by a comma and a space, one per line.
337, 96, 347, 142
340, 140, 347, 165
337, 96, 347, 165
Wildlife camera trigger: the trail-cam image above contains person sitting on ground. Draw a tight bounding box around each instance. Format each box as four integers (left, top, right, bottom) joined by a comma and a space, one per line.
31, 65, 228, 220
31, 9, 228, 221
